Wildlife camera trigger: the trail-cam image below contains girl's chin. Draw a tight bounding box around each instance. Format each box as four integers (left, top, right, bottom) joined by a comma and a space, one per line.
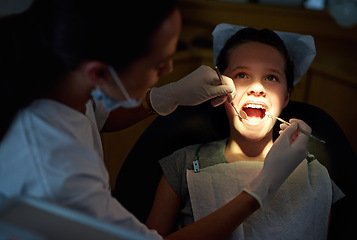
242, 134, 267, 142
235, 125, 273, 142
231, 115, 275, 141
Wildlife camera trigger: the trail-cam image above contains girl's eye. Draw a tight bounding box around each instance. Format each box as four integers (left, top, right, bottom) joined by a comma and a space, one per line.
266, 75, 277, 82
236, 73, 248, 79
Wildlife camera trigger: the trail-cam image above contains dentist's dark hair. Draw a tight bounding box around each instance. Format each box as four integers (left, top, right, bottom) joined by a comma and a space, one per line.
0, 0, 178, 141
216, 27, 294, 92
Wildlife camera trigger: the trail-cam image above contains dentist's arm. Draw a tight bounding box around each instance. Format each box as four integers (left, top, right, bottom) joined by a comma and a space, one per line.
165, 191, 258, 240
102, 65, 235, 131
162, 120, 310, 240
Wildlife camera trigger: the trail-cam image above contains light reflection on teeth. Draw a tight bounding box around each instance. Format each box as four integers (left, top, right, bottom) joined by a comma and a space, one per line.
243, 104, 266, 110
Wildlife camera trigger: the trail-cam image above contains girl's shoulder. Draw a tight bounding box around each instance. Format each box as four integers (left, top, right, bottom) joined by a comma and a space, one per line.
159, 138, 228, 173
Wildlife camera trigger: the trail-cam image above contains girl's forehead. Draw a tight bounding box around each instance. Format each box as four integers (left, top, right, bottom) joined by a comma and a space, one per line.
230, 42, 284, 61
227, 42, 285, 71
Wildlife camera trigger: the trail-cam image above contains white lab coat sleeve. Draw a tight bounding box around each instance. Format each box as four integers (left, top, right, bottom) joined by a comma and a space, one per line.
85, 99, 110, 131
39, 141, 162, 239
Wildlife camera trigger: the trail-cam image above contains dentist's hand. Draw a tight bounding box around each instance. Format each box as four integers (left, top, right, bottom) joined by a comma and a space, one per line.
150, 65, 236, 116
244, 119, 311, 209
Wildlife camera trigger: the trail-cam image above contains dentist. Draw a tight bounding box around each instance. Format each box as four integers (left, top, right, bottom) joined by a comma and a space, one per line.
0, 0, 309, 239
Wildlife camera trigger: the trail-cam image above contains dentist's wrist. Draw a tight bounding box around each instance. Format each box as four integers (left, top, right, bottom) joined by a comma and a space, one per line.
142, 88, 157, 115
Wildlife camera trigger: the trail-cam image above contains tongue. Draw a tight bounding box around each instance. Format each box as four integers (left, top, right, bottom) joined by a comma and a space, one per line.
243, 108, 264, 122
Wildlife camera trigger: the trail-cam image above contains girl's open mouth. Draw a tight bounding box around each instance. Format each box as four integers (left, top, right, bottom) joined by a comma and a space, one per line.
241, 103, 267, 123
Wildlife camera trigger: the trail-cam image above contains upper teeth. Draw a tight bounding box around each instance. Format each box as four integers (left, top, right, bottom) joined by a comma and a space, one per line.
244, 104, 266, 109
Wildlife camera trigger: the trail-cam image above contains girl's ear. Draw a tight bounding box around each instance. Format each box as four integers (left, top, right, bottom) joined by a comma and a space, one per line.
83, 61, 110, 86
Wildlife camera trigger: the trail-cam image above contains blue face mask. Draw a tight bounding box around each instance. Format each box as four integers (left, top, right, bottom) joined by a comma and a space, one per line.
91, 66, 142, 111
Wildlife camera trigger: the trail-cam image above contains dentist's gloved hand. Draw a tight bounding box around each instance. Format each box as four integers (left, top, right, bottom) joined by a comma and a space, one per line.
150, 65, 236, 116
244, 119, 311, 209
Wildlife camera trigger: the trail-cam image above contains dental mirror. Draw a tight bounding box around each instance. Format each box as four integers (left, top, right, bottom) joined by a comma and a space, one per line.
231, 102, 247, 120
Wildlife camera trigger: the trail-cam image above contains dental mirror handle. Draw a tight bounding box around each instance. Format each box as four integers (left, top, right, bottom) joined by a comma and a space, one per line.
215, 66, 247, 120
214, 66, 223, 84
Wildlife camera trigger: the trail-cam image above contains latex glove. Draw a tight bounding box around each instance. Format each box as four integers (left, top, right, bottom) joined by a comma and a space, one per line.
244, 119, 311, 209
150, 65, 236, 116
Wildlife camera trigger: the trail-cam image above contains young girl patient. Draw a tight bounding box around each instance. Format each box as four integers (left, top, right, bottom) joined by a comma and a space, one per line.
146, 26, 344, 239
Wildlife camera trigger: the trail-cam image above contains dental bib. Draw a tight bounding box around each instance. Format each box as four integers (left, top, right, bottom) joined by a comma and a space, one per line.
186, 159, 332, 239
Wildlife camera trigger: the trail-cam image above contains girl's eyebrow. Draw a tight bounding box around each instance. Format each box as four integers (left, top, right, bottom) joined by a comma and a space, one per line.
231, 66, 284, 77
231, 66, 249, 72
266, 68, 284, 78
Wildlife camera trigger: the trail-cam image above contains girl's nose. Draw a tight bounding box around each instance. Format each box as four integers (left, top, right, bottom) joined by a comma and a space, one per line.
247, 82, 266, 97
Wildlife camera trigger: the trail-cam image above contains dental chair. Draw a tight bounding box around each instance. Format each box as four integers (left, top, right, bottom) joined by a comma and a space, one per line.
113, 100, 357, 239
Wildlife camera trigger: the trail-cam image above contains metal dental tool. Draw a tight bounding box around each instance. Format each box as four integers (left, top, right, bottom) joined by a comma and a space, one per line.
231, 102, 247, 120
266, 113, 326, 144
214, 66, 247, 120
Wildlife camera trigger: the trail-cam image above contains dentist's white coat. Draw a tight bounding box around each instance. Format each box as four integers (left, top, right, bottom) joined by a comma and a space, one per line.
0, 99, 162, 239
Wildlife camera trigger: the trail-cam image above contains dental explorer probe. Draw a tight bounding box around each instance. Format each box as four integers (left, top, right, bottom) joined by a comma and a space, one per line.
214, 66, 246, 120
266, 114, 326, 144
